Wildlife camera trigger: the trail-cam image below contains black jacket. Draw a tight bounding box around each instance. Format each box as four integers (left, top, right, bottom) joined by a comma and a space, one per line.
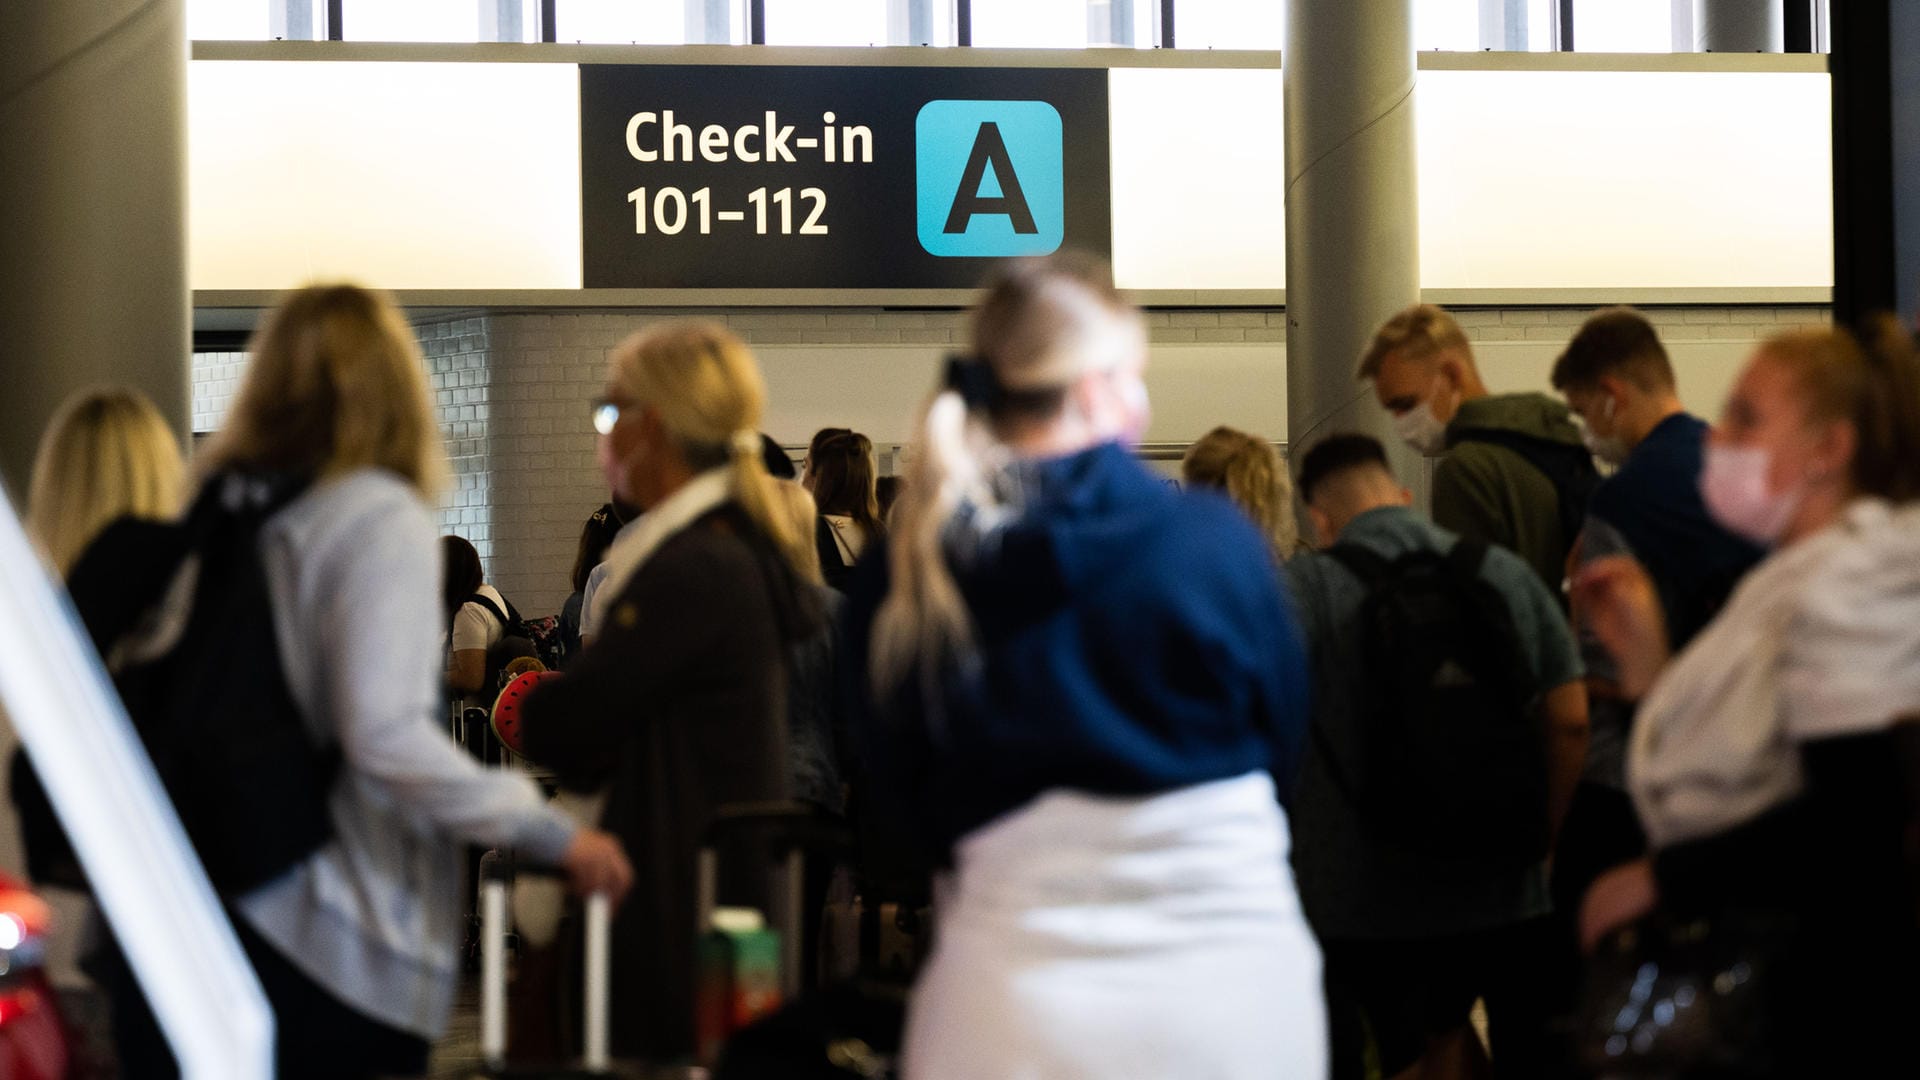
521, 502, 820, 1060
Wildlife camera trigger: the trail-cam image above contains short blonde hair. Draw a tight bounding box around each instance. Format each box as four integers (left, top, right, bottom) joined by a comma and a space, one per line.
608, 321, 812, 579
27, 388, 185, 576
198, 284, 446, 496
1182, 426, 1298, 560
1358, 303, 1472, 380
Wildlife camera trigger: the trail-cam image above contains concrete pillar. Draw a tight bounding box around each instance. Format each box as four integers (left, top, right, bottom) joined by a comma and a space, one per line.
0, 2, 190, 499
1694, 0, 1783, 52
1284, 0, 1426, 493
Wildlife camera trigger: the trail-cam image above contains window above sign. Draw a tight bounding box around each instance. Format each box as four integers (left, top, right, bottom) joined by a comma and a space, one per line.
551, 0, 708, 44
763, 0, 892, 47
969, 0, 1092, 49
182, 0, 1830, 53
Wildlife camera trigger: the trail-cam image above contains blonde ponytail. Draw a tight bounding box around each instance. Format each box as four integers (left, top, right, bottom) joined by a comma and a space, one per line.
728, 429, 816, 581
609, 321, 814, 581
869, 254, 1145, 699
870, 386, 999, 699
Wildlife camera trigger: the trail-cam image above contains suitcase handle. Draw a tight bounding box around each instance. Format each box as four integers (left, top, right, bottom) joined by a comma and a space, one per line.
479, 859, 612, 1073
697, 802, 851, 999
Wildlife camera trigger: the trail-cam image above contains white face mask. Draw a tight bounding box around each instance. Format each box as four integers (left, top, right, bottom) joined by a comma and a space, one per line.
1578, 397, 1629, 466
1393, 399, 1450, 457
1700, 444, 1803, 546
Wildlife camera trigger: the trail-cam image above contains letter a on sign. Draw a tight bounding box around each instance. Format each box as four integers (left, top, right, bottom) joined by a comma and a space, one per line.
944, 124, 1038, 235
916, 100, 1064, 258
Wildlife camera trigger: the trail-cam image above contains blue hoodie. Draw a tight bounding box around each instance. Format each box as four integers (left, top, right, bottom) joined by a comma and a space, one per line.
842, 442, 1310, 863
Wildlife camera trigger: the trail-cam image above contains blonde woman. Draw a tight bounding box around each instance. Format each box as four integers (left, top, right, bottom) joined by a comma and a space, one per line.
6, 388, 184, 1060
97, 285, 631, 1080
25, 388, 185, 575
842, 257, 1326, 1078
1183, 425, 1300, 560
521, 322, 822, 1061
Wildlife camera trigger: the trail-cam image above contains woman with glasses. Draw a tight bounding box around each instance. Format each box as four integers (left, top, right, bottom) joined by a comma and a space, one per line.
523, 322, 822, 1062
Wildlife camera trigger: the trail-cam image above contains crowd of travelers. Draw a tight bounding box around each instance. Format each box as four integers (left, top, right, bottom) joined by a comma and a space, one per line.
4, 253, 1920, 1079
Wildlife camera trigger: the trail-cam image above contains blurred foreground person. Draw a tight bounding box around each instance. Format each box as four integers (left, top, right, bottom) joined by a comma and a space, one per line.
520, 322, 821, 1061
25, 389, 185, 576
11, 387, 185, 1071
98, 285, 630, 1079
844, 257, 1325, 1078
1575, 320, 1920, 1077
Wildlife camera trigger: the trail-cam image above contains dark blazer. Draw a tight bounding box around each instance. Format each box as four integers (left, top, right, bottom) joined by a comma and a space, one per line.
521, 502, 819, 1060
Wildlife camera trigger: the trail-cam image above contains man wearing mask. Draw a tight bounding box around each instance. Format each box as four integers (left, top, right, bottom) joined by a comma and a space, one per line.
1545, 307, 1767, 1053
1362, 304, 1595, 593
1551, 307, 1765, 649
1546, 308, 1764, 869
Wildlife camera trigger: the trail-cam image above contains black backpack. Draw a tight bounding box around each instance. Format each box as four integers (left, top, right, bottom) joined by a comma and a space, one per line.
65, 472, 341, 895
1310, 540, 1550, 869
461, 592, 564, 683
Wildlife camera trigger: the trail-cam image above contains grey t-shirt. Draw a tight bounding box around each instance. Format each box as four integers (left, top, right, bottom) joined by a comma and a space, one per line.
1285, 505, 1582, 940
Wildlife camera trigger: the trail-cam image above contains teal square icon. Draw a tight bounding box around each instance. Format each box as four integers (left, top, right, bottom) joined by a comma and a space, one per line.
916, 100, 1065, 258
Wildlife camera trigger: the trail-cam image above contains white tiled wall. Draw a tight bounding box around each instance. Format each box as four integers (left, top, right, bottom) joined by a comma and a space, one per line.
188, 351, 248, 433
190, 303, 1829, 616
418, 315, 495, 561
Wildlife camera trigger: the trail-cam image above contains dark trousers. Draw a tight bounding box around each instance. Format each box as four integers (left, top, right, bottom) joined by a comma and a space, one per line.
1323, 917, 1560, 1080
104, 917, 431, 1079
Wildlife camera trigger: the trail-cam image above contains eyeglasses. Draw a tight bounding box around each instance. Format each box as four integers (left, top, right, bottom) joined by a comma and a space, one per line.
591, 398, 623, 436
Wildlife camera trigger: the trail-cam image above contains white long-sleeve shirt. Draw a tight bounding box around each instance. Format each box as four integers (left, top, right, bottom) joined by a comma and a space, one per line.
236, 469, 575, 1038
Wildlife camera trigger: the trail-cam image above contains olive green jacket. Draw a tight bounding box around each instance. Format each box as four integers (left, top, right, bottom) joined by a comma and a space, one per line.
1433, 392, 1587, 594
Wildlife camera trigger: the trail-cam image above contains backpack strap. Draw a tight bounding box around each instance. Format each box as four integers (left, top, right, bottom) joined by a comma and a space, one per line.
1326, 542, 1397, 588
464, 593, 512, 630
1444, 539, 1490, 580
1300, 549, 1380, 819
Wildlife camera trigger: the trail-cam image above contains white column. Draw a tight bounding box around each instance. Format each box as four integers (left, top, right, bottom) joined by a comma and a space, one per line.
0, 0, 191, 493
1284, 0, 1426, 491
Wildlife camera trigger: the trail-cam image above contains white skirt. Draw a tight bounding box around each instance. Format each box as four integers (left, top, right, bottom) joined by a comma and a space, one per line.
903, 772, 1327, 1080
